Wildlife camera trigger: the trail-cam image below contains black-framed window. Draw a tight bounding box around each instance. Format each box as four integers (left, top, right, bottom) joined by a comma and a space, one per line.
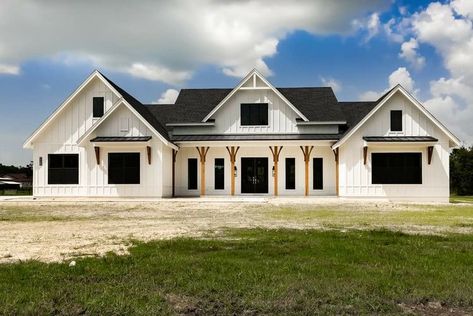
390, 110, 402, 131
108, 153, 140, 184
188, 158, 198, 190
93, 97, 104, 118
372, 153, 422, 184
313, 158, 323, 190
214, 158, 224, 190
48, 154, 79, 184
241, 103, 268, 126
285, 158, 295, 190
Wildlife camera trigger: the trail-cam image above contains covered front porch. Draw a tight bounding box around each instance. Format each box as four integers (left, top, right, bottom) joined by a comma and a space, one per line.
171, 140, 338, 197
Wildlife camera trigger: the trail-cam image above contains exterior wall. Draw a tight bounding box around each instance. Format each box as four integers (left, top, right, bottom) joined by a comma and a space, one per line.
171, 89, 339, 135
174, 145, 336, 196
338, 91, 451, 202
31, 81, 170, 197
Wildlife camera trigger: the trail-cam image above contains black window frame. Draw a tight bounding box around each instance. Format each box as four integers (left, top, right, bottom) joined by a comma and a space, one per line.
108, 153, 140, 184
93, 97, 105, 118
285, 158, 296, 190
48, 154, 79, 185
371, 153, 422, 184
390, 110, 402, 132
188, 158, 198, 190
240, 103, 268, 126
214, 158, 225, 190
313, 158, 323, 190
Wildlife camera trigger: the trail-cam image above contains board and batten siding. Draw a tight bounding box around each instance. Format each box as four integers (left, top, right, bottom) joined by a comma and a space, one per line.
338, 92, 450, 202
32, 80, 170, 197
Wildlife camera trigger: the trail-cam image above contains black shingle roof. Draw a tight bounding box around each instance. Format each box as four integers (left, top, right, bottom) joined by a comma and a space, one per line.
99, 72, 171, 141
96, 72, 393, 143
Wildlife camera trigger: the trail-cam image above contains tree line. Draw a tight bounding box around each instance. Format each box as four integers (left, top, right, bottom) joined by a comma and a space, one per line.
450, 147, 473, 196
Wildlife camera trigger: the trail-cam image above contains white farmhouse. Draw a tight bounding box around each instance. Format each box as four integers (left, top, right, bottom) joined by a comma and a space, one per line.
24, 69, 460, 201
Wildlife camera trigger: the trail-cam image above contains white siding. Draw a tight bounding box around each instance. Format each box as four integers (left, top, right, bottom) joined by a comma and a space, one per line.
339, 91, 451, 202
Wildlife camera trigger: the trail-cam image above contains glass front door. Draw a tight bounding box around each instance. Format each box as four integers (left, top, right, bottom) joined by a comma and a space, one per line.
241, 158, 268, 193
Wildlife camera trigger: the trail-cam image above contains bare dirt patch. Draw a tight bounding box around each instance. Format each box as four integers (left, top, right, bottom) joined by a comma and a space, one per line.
1, 199, 473, 263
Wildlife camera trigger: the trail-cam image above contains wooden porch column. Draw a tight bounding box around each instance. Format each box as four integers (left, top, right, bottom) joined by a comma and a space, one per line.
226, 146, 240, 195
333, 148, 339, 196
196, 147, 210, 196
269, 146, 283, 196
300, 146, 314, 196
172, 149, 178, 197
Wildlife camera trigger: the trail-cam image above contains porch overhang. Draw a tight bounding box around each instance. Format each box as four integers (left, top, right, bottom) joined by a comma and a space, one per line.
362, 136, 438, 147
90, 136, 152, 145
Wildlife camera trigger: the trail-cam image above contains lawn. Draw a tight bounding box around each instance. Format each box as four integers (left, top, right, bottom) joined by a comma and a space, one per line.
2, 229, 473, 315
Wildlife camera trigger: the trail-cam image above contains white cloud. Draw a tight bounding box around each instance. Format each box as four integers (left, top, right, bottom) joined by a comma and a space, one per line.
359, 67, 416, 100
320, 77, 342, 93
155, 89, 179, 104
399, 38, 425, 69
0, 0, 389, 82
0, 63, 19, 75
452, 0, 473, 19
365, 13, 381, 41
388, 67, 416, 92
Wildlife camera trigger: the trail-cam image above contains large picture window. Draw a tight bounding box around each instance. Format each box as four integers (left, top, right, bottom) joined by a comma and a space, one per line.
372, 153, 422, 184
241, 103, 268, 126
48, 154, 79, 184
108, 153, 140, 184
313, 158, 323, 190
214, 158, 224, 190
285, 158, 295, 190
188, 158, 198, 190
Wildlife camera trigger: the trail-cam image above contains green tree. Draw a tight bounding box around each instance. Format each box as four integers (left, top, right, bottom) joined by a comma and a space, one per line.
450, 147, 473, 195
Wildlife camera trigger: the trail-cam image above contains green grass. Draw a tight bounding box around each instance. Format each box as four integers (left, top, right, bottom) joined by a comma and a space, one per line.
2, 229, 473, 315
451, 195, 473, 204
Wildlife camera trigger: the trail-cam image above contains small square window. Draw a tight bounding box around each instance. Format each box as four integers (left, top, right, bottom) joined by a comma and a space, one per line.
93, 97, 104, 118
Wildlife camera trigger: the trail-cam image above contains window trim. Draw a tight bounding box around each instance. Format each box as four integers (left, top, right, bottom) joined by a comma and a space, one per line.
240, 103, 269, 127
390, 110, 403, 132
47, 153, 79, 185
93, 97, 105, 118
107, 152, 141, 185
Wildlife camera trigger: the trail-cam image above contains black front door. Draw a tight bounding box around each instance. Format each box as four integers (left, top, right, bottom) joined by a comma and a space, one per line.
241, 158, 268, 193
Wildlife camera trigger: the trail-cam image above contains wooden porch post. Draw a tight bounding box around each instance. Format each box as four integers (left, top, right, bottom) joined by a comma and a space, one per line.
172, 149, 178, 197
333, 148, 339, 196
196, 147, 210, 196
226, 146, 240, 195
269, 146, 283, 196
300, 146, 314, 196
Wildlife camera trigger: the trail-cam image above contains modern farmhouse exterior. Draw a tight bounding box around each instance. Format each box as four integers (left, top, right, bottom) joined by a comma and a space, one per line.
24, 70, 460, 201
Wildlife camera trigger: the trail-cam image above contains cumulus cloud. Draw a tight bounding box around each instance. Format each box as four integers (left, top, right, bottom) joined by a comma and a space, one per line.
0, 0, 389, 82
0, 63, 20, 75
359, 67, 416, 101
399, 38, 426, 69
154, 89, 179, 104
320, 77, 342, 93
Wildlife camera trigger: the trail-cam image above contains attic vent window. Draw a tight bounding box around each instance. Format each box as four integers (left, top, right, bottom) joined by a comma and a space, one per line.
93, 97, 104, 118
390, 110, 402, 132
241, 103, 268, 126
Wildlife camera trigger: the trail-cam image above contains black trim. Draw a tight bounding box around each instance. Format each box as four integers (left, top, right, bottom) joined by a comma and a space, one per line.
171, 134, 341, 141
363, 136, 438, 142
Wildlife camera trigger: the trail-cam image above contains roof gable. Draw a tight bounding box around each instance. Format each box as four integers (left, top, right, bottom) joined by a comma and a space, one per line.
333, 85, 461, 149
202, 69, 309, 122
23, 70, 122, 148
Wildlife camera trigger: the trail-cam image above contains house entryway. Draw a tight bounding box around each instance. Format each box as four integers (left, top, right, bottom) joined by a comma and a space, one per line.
241, 158, 268, 193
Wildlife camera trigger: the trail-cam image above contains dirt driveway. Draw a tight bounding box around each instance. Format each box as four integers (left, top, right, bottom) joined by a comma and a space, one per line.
1, 198, 472, 263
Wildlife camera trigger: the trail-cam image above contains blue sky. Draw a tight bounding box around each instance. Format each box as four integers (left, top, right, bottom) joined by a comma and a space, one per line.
0, 0, 471, 165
